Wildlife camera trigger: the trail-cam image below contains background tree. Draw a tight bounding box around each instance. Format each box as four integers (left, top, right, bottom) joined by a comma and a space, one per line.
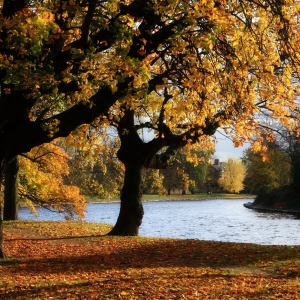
218, 158, 245, 193
162, 165, 194, 195
248, 126, 300, 208
243, 146, 291, 194
206, 159, 224, 193
186, 157, 211, 194
161, 149, 211, 194
63, 128, 124, 199
142, 169, 166, 195
274, 129, 300, 191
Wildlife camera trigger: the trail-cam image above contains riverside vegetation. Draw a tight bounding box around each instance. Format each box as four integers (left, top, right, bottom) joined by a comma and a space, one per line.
1, 221, 300, 299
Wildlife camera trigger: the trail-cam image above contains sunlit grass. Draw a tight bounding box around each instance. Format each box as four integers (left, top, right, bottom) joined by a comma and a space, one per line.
4, 220, 112, 237
85, 193, 256, 202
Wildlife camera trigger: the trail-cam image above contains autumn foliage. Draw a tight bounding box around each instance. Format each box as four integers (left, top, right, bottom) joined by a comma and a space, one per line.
0, 0, 300, 168
218, 158, 246, 193
1, 221, 300, 299
64, 126, 124, 199
1, 143, 87, 219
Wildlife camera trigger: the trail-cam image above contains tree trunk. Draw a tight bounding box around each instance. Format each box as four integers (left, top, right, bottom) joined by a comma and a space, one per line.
108, 162, 144, 236
290, 153, 300, 191
3, 157, 19, 220
0, 218, 6, 259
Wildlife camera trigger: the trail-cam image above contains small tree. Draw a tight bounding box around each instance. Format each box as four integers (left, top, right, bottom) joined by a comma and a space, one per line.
218, 158, 245, 193
142, 169, 166, 195
2, 143, 87, 220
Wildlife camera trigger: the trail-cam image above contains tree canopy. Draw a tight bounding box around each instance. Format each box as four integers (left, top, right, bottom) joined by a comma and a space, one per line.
0, 0, 299, 173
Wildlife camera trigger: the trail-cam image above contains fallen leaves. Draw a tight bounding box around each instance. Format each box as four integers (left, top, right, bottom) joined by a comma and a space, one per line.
1, 221, 300, 299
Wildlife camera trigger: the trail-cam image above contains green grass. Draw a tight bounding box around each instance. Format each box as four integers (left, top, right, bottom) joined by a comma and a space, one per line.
85, 193, 256, 202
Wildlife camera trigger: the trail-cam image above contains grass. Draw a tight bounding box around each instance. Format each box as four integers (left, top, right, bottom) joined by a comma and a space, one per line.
86, 193, 256, 202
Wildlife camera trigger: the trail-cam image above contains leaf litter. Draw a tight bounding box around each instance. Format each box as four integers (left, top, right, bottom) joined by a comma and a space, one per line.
1, 221, 300, 299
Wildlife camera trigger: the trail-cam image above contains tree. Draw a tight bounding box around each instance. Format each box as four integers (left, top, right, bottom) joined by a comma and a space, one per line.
188, 163, 210, 194
160, 149, 211, 194
218, 158, 245, 193
18, 143, 86, 219
3, 157, 19, 220
105, 0, 300, 234
249, 128, 300, 208
274, 129, 300, 191
142, 169, 166, 195
243, 147, 291, 194
64, 128, 124, 199
1, 143, 86, 220
0, 0, 300, 256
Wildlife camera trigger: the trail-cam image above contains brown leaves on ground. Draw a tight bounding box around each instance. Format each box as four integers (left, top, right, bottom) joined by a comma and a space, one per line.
1, 221, 300, 299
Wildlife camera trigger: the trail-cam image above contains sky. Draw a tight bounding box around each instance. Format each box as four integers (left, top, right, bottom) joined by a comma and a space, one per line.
214, 131, 250, 162
141, 128, 249, 162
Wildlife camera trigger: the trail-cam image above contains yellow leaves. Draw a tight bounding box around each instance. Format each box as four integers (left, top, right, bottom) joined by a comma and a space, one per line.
1, 0, 300, 176
119, 14, 135, 28
251, 140, 263, 153
18, 142, 86, 219
218, 158, 245, 193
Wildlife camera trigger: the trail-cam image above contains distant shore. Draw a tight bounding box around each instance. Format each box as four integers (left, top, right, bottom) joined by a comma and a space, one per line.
86, 193, 256, 203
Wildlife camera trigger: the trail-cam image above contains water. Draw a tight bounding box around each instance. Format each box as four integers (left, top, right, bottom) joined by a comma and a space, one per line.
18, 199, 300, 245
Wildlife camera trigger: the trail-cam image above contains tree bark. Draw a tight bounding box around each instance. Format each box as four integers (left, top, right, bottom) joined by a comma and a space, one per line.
290, 153, 300, 191
108, 162, 144, 236
0, 218, 6, 259
3, 157, 19, 220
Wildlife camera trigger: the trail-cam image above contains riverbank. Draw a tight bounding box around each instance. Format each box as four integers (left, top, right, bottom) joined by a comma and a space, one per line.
1, 220, 300, 299
244, 201, 300, 214
86, 193, 256, 203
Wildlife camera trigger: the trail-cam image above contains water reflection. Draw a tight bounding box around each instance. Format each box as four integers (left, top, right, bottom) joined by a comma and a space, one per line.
255, 211, 300, 220
18, 199, 300, 245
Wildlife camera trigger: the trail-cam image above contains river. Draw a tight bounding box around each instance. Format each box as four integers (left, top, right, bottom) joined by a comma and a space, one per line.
18, 199, 300, 245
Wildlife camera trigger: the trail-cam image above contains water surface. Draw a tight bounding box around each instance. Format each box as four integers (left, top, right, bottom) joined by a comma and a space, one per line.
18, 199, 300, 245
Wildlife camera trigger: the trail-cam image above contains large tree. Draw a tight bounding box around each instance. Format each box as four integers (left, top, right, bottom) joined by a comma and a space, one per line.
103, 0, 300, 234
0, 0, 300, 256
